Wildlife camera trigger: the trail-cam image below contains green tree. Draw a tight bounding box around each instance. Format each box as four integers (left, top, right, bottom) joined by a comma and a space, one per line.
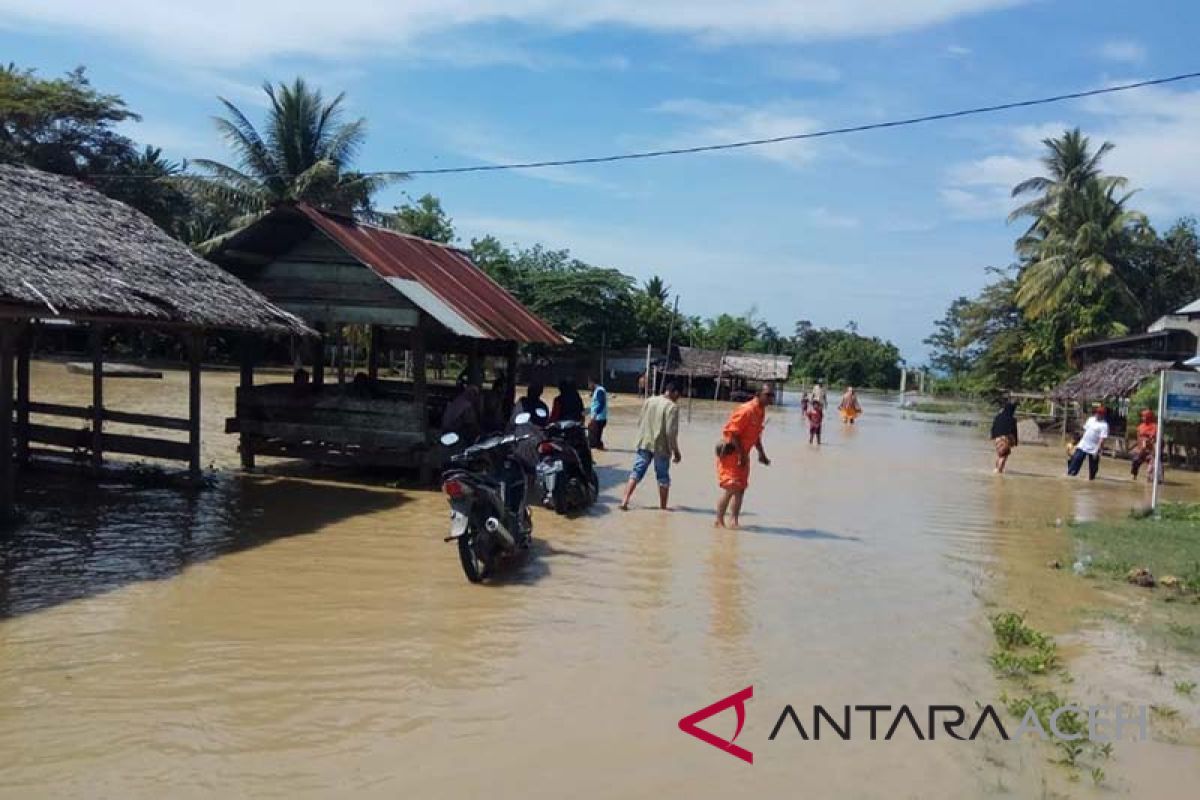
632, 275, 676, 348
924, 296, 975, 378
1010, 128, 1148, 366
390, 193, 455, 243
185, 78, 400, 229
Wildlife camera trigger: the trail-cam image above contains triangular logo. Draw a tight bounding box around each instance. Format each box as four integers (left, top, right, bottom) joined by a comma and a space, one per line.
678, 685, 754, 764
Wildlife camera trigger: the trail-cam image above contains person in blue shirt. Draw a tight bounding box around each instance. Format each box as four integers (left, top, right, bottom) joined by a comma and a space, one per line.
587, 376, 608, 450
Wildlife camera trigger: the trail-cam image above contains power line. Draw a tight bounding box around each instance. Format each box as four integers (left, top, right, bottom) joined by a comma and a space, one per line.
401, 71, 1200, 175
79, 70, 1200, 179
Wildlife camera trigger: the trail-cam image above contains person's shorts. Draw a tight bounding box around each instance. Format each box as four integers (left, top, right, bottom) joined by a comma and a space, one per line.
630, 448, 671, 486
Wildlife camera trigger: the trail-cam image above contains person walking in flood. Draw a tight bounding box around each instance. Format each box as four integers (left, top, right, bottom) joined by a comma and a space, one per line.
810, 382, 826, 409
619, 382, 682, 511
587, 376, 608, 450
990, 401, 1019, 474
806, 400, 824, 445
1130, 408, 1159, 482
715, 384, 773, 528
1067, 405, 1108, 481
838, 386, 862, 424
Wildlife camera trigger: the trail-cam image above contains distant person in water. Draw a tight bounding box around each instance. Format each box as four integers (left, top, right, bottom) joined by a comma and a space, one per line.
990, 401, 1019, 474
801, 392, 810, 415
620, 382, 681, 511
810, 382, 826, 409
806, 400, 824, 445
838, 386, 862, 424
1130, 408, 1159, 482
715, 384, 773, 529
1067, 405, 1108, 480
550, 378, 585, 423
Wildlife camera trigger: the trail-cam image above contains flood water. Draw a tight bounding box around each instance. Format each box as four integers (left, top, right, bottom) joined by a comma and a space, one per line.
1, 363, 1197, 798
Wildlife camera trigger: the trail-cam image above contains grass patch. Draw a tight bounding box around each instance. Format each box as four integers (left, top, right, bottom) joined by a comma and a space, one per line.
1068, 503, 1200, 592
989, 611, 1060, 677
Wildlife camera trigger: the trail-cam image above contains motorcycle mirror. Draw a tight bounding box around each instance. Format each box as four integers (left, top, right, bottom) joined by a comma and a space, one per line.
514, 412, 532, 425
440, 431, 460, 446
535, 407, 548, 418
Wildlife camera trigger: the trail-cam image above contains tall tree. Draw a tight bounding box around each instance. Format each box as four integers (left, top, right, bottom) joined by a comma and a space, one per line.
390, 193, 455, 243
1010, 128, 1147, 362
184, 78, 401, 230
923, 296, 975, 377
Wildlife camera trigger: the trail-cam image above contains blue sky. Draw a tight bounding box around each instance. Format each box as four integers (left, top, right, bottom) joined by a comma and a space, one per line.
3, 0, 1199, 361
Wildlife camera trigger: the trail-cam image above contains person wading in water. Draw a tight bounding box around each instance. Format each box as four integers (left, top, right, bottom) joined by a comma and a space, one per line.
715, 385, 773, 529
1067, 405, 1108, 481
619, 382, 682, 511
990, 401, 1019, 474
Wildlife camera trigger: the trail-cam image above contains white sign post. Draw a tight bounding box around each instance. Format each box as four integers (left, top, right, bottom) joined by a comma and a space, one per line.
1152, 369, 1200, 511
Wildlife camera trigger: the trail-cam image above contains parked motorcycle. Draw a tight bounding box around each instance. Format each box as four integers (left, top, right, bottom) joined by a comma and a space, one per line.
536, 417, 599, 514
439, 413, 536, 583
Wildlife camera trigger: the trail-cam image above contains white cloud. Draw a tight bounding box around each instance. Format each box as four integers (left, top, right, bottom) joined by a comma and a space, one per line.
763, 56, 842, 83
655, 99, 823, 168
1098, 39, 1146, 64
945, 44, 972, 57
0, 0, 1030, 66
941, 84, 1200, 222
806, 207, 860, 229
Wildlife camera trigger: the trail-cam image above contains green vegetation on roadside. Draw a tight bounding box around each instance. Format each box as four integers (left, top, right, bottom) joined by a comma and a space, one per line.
988, 611, 1111, 782
1069, 503, 1200, 593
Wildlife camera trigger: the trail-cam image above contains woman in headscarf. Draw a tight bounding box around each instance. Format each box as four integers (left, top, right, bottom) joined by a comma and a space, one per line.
1130, 408, 1159, 481
838, 386, 862, 424
990, 401, 1019, 474
549, 378, 585, 423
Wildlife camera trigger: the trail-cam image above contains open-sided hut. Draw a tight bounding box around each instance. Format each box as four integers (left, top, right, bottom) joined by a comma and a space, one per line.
0, 164, 311, 518
205, 203, 567, 474
665, 346, 791, 400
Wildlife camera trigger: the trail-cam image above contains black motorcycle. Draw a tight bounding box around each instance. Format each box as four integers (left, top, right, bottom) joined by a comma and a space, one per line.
439, 414, 536, 583
536, 418, 599, 514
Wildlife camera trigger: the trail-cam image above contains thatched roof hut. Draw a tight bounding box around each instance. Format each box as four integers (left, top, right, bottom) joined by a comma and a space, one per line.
0, 164, 308, 334
1050, 358, 1174, 401
668, 346, 792, 382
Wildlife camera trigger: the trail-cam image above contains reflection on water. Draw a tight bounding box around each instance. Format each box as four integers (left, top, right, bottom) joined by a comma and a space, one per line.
1, 364, 1197, 798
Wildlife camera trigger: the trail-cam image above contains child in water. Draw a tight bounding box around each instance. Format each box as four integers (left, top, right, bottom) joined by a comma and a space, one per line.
1065, 433, 1081, 471
807, 400, 824, 445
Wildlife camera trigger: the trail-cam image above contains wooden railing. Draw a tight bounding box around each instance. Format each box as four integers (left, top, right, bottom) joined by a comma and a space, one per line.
22, 401, 193, 465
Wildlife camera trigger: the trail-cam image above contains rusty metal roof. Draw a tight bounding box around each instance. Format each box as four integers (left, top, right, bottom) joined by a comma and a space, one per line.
296, 204, 566, 344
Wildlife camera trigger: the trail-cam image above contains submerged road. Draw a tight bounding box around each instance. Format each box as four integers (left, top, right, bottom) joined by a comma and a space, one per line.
1, 367, 1197, 798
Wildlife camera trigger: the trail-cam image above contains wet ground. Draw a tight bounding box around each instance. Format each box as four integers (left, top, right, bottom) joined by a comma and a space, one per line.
1, 363, 1197, 798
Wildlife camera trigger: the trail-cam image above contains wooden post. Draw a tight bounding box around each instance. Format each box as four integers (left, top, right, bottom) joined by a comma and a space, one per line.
504, 341, 518, 420
713, 346, 729, 401
90, 324, 104, 472
335, 324, 346, 388
367, 325, 381, 381
239, 335, 256, 471
188, 331, 203, 478
0, 323, 16, 520
312, 325, 326, 388
412, 320, 430, 483
15, 322, 30, 467
467, 340, 483, 387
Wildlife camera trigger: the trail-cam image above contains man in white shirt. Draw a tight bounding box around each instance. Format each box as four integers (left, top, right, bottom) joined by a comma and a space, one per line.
1067, 405, 1109, 481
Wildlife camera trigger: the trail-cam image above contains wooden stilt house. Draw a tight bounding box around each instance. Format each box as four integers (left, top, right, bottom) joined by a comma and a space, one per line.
206, 203, 567, 474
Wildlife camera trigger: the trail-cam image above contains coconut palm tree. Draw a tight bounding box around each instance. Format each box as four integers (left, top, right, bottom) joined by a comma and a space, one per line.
1008, 127, 1126, 226
1011, 130, 1148, 357
183, 78, 402, 232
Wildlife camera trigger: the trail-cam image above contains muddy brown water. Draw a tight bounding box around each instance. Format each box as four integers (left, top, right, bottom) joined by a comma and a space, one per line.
1, 362, 1197, 798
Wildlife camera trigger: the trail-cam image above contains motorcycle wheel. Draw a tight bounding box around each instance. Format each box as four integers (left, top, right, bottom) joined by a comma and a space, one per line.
458, 533, 492, 583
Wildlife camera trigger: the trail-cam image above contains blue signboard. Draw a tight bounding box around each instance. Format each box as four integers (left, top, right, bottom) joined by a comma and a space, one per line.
1166, 370, 1200, 422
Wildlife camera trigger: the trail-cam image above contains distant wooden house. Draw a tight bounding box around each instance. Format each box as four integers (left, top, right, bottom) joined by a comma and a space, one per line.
0, 164, 310, 519
664, 346, 791, 400
206, 203, 567, 474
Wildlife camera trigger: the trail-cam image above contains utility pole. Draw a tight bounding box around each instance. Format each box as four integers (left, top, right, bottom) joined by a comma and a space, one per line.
660, 294, 680, 393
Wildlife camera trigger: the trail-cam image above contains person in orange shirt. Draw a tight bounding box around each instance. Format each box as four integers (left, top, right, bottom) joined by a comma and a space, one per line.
1130, 408, 1159, 481
715, 385, 774, 528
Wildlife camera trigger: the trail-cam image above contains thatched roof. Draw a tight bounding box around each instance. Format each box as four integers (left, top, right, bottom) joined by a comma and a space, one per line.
667, 346, 792, 382
1050, 358, 1174, 401
0, 164, 311, 334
